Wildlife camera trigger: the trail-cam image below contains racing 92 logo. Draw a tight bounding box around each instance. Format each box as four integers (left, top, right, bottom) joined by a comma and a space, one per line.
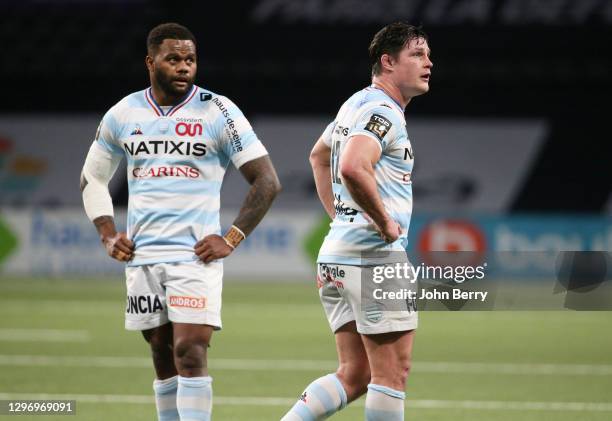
175, 122, 203, 137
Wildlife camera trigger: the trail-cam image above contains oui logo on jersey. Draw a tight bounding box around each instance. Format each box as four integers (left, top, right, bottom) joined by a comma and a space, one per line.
175, 117, 204, 137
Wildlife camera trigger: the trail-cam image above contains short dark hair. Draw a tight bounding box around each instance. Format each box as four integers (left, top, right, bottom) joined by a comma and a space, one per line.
147, 23, 196, 55
369, 22, 428, 76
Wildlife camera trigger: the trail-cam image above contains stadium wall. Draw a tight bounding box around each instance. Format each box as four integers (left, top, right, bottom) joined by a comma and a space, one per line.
0, 115, 549, 212
0, 209, 609, 280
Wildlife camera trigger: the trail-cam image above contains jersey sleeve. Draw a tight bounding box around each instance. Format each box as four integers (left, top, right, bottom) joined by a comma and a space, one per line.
320, 121, 335, 147
349, 105, 402, 151
213, 96, 268, 168
95, 109, 124, 157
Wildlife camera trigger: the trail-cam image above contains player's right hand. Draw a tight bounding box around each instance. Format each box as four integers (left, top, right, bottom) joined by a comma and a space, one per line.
102, 232, 134, 262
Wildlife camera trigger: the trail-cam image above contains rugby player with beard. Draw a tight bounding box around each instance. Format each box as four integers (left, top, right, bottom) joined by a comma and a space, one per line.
80, 23, 280, 421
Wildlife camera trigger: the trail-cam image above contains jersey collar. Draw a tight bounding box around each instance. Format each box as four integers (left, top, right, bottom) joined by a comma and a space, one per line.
145, 85, 198, 117
368, 85, 405, 113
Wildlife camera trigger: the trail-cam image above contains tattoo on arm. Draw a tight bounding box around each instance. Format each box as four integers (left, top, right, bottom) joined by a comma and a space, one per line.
93, 215, 113, 228
93, 215, 117, 240
233, 156, 281, 236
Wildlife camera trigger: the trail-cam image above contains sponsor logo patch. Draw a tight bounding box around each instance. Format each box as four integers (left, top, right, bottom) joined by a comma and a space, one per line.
364, 114, 392, 141
334, 195, 358, 217
130, 125, 143, 136
123, 140, 206, 157
211, 97, 243, 152
132, 166, 200, 179
175, 122, 203, 136
126, 295, 164, 314
334, 125, 349, 136
319, 264, 345, 289
364, 304, 383, 323
320, 264, 346, 280
168, 295, 206, 309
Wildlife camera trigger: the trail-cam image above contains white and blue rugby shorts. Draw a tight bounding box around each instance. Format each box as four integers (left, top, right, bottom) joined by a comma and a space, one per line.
124, 260, 222, 331
317, 263, 418, 335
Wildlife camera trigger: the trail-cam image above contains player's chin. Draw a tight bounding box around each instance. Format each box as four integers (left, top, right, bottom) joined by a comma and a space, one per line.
170, 81, 193, 95
410, 82, 429, 97
415, 82, 430, 95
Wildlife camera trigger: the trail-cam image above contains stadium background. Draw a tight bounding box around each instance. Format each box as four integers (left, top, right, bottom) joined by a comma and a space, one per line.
0, 0, 611, 420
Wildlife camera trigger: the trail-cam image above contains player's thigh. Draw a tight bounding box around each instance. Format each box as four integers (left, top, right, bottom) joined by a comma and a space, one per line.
142, 321, 173, 348
361, 329, 415, 385
142, 322, 177, 378
173, 323, 214, 350
163, 260, 223, 330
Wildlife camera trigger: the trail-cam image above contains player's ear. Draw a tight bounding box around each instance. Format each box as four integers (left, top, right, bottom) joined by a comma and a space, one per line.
380, 53, 395, 72
145, 55, 154, 72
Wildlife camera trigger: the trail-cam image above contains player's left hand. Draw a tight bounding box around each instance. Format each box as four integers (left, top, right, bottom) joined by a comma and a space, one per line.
194, 234, 233, 263
363, 212, 403, 243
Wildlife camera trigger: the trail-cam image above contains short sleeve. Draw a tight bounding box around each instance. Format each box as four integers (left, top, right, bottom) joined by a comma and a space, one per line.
321, 121, 335, 147
95, 111, 123, 156
214, 96, 268, 168
349, 105, 401, 151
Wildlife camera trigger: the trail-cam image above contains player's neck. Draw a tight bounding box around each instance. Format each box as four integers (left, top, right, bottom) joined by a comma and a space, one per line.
371, 78, 411, 109
150, 84, 184, 106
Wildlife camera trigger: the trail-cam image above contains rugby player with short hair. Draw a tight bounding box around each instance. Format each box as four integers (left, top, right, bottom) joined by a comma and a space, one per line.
80, 23, 280, 421
281, 23, 432, 421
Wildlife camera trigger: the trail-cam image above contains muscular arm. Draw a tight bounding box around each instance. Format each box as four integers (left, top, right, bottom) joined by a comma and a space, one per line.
92, 215, 118, 239
309, 138, 335, 219
195, 155, 281, 263
339, 135, 400, 242
233, 155, 282, 235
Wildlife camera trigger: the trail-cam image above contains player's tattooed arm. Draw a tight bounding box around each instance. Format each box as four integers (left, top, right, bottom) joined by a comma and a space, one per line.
93, 216, 134, 262
310, 138, 335, 219
233, 155, 282, 235
195, 155, 280, 263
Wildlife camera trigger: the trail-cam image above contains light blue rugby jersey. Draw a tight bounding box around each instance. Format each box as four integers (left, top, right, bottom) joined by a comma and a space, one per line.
317, 86, 415, 265
93, 85, 268, 266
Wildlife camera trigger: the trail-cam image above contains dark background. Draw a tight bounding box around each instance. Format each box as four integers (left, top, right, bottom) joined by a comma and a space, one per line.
2, 0, 610, 212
